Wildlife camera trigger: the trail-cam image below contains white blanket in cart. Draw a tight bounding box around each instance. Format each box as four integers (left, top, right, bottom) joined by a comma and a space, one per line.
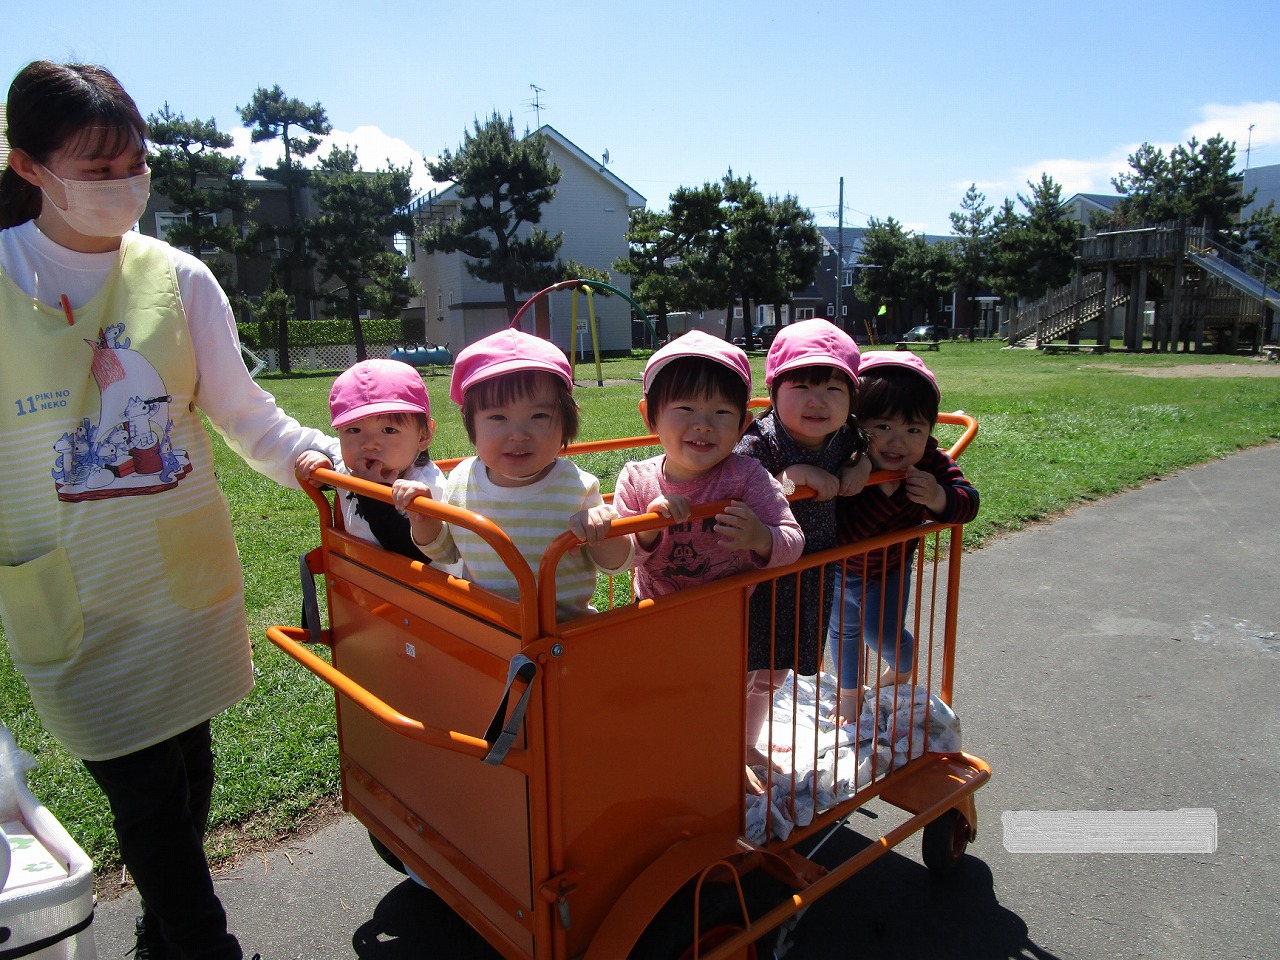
744, 675, 962, 845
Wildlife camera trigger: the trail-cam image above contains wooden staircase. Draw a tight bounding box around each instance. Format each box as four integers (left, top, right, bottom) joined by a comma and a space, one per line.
1007, 273, 1129, 348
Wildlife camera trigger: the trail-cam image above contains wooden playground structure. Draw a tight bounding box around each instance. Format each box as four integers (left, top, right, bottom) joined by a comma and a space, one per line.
1007, 221, 1280, 354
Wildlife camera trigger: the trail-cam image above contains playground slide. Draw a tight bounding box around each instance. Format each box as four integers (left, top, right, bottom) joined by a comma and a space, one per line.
1187, 250, 1280, 309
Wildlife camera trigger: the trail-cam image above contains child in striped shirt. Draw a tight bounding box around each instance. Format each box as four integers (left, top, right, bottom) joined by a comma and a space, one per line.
828, 352, 979, 722
392, 328, 633, 620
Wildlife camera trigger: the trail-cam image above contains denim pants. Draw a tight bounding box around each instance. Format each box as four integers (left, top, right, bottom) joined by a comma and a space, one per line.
827, 565, 915, 689
83, 720, 242, 959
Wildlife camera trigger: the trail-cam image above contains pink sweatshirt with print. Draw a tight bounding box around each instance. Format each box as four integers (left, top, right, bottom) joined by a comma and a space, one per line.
614, 453, 804, 599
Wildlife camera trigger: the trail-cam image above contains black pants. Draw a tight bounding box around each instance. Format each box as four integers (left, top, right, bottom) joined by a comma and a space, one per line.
84, 721, 242, 959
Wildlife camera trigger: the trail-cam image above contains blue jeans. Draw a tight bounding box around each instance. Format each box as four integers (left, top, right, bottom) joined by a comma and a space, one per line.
827, 565, 915, 689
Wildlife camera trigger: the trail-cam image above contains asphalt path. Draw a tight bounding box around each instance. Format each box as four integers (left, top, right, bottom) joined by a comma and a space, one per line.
93, 444, 1280, 959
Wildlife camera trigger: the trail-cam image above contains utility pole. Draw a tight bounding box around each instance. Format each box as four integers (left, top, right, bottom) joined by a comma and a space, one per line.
835, 177, 844, 328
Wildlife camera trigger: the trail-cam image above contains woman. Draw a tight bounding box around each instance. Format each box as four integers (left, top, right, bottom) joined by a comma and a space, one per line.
0, 60, 335, 959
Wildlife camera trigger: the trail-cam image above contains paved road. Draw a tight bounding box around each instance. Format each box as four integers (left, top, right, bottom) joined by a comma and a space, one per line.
94, 445, 1280, 959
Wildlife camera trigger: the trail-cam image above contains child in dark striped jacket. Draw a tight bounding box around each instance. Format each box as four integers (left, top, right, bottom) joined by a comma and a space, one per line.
828, 352, 979, 724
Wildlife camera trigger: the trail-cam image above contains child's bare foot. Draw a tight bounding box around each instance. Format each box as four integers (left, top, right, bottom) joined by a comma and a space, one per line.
836, 686, 866, 727
879, 666, 913, 686
746, 745, 786, 775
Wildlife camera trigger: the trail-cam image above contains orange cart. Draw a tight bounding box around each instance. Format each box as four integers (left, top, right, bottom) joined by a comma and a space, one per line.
267, 413, 988, 959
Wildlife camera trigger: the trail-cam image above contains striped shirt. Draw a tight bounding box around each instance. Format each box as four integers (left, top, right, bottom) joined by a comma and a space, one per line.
420, 456, 632, 620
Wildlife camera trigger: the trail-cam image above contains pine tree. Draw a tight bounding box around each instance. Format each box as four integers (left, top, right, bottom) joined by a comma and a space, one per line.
237, 86, 331, 370
310, 146, 419, 361
419, 113, 563, 319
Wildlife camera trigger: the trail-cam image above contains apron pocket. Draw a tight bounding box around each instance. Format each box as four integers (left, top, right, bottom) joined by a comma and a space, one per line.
155, 501, 243, 609
0, 547, 84, 664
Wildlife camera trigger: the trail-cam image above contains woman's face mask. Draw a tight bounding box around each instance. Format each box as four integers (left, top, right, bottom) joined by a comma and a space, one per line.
38, 165, 151, 238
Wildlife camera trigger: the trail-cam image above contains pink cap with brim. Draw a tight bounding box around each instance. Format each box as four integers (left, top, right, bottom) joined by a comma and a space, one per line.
449, 328, 573, 405
642, 330, 752, 395
765, 320, 861, 388
330, 359, 431, 428
857, 351, 941, 400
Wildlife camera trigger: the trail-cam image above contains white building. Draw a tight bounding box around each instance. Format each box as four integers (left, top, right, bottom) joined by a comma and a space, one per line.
1243, 162, 1280, 219
405, 125, 645, 356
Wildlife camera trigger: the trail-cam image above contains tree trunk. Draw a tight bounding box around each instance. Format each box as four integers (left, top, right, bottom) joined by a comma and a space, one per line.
350, 293, 368, 362
503, 279, 520, 323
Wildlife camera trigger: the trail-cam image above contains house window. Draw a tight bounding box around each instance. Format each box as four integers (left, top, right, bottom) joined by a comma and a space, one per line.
826, 305, 835, 317
842, 270, 853, 287
796, 308, 815, 320
734, 307, 743, 319
155, 211, 217, 253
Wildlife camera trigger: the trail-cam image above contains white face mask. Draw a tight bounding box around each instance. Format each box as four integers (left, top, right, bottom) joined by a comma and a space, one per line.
38, 166, 151, 238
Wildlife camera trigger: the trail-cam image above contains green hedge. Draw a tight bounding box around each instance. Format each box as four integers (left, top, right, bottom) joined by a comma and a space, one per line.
237, 317, 422, 349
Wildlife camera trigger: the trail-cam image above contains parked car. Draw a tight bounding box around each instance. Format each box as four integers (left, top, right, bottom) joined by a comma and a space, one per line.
731, 324, 778, 349
903, 325, 951, 342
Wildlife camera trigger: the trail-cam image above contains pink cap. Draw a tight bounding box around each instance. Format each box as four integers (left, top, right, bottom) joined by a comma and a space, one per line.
449, 328, 573, 405
765, 320, 860, 388
330, 359, 430, 428
642, 330, 752, 395
857, 351, 941, 400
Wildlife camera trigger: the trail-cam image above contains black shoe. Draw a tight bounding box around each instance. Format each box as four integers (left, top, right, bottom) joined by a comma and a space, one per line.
126, 914, 174, 960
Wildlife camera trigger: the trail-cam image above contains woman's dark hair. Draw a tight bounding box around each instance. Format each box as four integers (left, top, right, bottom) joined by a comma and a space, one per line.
644, 356, 750, 428
856, 368, 940, 427
1, 61, 148, 228
460, 370, 580, 447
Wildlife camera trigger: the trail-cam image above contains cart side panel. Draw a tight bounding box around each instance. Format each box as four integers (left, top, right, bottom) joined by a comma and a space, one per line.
326, 560, 536, 955
548, 584, 748, 958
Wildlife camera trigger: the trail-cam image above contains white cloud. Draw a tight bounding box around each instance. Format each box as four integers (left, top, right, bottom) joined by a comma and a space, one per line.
224, 124, 447, 199
969, 100, 1280, 212
1185, 101, 1280, 161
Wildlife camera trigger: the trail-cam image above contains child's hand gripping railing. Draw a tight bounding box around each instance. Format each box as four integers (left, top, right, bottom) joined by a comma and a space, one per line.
265, 466, 539, 771
534, 411, 978, 629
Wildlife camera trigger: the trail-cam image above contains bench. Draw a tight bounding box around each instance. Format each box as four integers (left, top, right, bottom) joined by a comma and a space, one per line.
1040, 343, 1106, 355
1263, 345, 1280, 363
895, 340, 940, 351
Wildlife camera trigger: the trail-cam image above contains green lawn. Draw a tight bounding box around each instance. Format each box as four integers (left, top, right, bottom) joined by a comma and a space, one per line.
2, 341, 1278, 870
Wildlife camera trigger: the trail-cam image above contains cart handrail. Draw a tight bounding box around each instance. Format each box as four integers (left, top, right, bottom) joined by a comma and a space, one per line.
298, 465, 541, 643
431, 409, 976, 474
535, 411, 978, 634
265, 624, 535, 774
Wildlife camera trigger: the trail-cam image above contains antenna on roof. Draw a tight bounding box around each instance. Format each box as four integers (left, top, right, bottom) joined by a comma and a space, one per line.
526, 84, 547, 128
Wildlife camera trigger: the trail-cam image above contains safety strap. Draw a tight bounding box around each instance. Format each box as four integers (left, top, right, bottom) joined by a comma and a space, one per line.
481, 654, 537, 765
299, 553, 323, 644
0, 907, 94, 959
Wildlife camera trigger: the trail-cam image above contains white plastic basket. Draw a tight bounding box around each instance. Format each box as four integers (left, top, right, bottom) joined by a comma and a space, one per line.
0, 761, 96, 960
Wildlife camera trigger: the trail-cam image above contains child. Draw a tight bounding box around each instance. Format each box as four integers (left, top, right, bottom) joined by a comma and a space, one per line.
391, 328, 633, 619
612, 331, 804, 787
296, 358, 444, 559
735, 321, 869, 757
827, 352, 979, 721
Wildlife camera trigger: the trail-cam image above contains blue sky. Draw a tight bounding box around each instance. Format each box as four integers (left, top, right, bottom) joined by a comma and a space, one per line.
5, 0, 1278, 235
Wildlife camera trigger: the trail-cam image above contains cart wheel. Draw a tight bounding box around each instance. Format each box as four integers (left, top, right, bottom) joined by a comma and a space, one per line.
367, 830, 408, 875
921, 808, 970, 876
628, 880, 774, 960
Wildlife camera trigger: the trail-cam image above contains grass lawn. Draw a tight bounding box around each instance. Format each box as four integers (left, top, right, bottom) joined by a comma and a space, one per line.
2, 341, 1278, 871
